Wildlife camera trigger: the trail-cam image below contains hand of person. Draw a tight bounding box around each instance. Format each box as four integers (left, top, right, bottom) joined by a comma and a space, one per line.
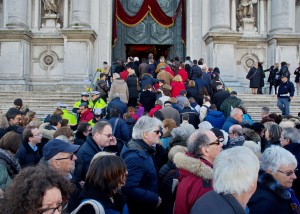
109, 136, 117, 146
155, 196, 162, 208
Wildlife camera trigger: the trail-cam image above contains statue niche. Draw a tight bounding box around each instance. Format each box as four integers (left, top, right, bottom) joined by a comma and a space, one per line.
237, 0, 258, 33
41, 0, 64, 31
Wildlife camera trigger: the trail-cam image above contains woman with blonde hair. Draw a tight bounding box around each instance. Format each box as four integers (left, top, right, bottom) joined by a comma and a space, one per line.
171, 75, 186, 97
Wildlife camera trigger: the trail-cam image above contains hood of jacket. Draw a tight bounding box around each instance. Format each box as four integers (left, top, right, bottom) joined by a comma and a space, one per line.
173, 152, 213, 180
113, 78, 125, 85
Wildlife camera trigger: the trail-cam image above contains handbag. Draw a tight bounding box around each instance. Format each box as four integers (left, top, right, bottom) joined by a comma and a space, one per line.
246, 69, 257, 80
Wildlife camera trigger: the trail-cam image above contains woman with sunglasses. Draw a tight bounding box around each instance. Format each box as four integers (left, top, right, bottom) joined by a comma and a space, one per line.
248, 146, 300, 214
1, 165, 73, 214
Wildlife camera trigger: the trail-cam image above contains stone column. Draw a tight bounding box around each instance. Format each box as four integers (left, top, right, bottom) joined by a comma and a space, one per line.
267, 0, 271, 32
5, 0, 28, 29
259, 0, 266, 33
70, 0, 91, 28
33, 0, 40, 29
231, 0, 236, 31
210, 0, 230, 31
270, 0, 295, 33
63, 0, 69, 28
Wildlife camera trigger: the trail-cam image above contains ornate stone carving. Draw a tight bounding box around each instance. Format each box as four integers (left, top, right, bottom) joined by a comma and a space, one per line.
39, 50, 59, 70
150, 23, 171, 42
42, 0, 58, 14
237, 0, 258, 33
127, 22, 147, 42
240, 53, 259, 72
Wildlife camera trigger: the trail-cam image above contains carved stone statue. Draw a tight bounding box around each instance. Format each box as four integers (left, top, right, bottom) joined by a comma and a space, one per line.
42, 0, 58, 14
237, 0, 257, 19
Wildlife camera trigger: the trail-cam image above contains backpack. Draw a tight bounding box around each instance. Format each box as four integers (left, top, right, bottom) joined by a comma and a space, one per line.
71, 199, 105, 214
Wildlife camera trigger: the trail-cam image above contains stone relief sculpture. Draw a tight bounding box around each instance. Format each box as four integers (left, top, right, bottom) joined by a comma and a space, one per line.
237, 0, 258, 33
42, 0, 58, 14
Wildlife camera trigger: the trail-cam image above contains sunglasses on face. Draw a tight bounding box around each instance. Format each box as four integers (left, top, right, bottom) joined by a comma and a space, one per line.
153, 130, 161, 135
208, 139, 221, 146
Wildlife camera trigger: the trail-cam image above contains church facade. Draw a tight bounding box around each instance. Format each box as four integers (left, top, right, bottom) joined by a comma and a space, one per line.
0, 0, 300, 92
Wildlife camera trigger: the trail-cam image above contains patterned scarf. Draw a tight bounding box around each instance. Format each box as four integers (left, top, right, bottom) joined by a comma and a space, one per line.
288, 188, 300, 214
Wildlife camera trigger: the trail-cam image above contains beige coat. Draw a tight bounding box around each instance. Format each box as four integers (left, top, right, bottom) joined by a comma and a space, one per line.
108, 79, 129, 104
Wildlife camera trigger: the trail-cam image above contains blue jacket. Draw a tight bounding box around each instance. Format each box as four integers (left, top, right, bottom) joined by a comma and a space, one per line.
277, 81, 295, 98
108, 117, 131, 143
76, 135, 102, 180
204, 110, 226, 129
107, 97, 127, 118
121, 139, 159, 214
195, 77, 211, 95
222, 117, 239, 133
16, 141, 41, 168
141, 74, 158, 90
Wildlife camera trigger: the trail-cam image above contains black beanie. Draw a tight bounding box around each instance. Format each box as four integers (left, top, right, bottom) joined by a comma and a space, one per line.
14, 98, 23, 107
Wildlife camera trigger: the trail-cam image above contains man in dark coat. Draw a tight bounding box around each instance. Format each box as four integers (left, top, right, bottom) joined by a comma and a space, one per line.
16, 127, 42, 168
277, 75, 295, 116
159, 101, 181, 126
212, 85, 230, 110
179, 102, 200, 129
257, 62, 265, 94
190, 60, 202, 80
107, 94, 127, 119
76, 121, 117, 180
220, 91, 244, 118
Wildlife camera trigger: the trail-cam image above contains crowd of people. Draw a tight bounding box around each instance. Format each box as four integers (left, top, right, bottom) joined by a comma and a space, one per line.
0, 54, 300, 214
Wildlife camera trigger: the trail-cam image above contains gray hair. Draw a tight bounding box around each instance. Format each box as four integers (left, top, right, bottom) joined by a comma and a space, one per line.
261, 146, 297, 173
187, 129, 211, 158
113, 73, 120, 79
168, 145, 187, 162
92, 121, 111, 136
171, 127, 188, 140
230, 108, 243, 117
213, 147, 259, 196
282, 127, 300, 143
243, 141, 261, 159
261, 107, 270, 114
132, 116, 162, 139
279, 120, 295, 128
229, 124, 243, 136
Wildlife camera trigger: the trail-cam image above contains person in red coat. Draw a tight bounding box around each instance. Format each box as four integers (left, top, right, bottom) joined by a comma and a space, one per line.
173, 129, 223, 214
171, 75, 186, 98
79, 103, 94, 122
149, 100, 163, 117
178, 63, 188, 83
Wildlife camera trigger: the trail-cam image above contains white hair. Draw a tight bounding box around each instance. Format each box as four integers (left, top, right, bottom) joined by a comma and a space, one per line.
213, 147, 259, 196
230, 108, 243, 117
243, 141, 261, 159
113, 73, 120, 79
132, 116, 162, 139
279, 120, 295, 128
198, 121, 213, 129
261, 146, 297, 173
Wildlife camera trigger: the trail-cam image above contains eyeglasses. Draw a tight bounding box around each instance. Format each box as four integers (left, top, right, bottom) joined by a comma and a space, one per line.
101, 133, 115, 139
208, 139, 221, 146
153, 130, 161, 135
33, 133, 42, 137
277, 168, 298, 176
39, 201, 66, 214
55, 153, 74, 161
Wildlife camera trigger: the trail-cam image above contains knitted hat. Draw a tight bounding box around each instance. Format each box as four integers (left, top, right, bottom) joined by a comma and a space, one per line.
14, 98, 23, 107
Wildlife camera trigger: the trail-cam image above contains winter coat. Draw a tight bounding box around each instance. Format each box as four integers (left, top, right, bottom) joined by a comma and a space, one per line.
284, 143, 300, 199
204, 110, 226, 129
108, 117, 130, 144
80, 109, 94, 123
126, 74, 139, 99
139, 90, 156, 112
176, 95, 189, 110
173, 153, 213, 214
140, 74, 159, 90
212, 89, 230, 110
220, 96, 243, 118
145, 64, 156, 77
279, 65, 290, 80
258, 65, 265, 87
158, 160, 180, 214
225, 135, 245, 149
157, 70, 174, 85
266, 66, 277, 85
248, 171, 293, 214
191, 191, 247, 214
75, 183, 129, 214
170, 81, 185, 97
178, 69, 188, 83
190, 65, 202, 80
0, 148, 21, 191
294, 67, 300, 83
149, 104, 162, 117
195, 77, 210, 95
121, 139, 159, 214
159, 106, 181, 126
107, 97, 128, 118
109, 78, 129, 104
76, 135, 104, 180
222, 117, 239, 133
186, 85, 202, 105
124, 117, 135, 139
180, 107, 200, 129
15, 141, 41, 168
155, 62, 167, 74
247, 67, 260, 88
94, 79, 109, 99
277, 81, 295, 98
74, 131, 87, 147
120, 69, 129, 80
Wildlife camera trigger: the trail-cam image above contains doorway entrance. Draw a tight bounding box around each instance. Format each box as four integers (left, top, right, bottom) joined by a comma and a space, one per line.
125, 44, 171, 60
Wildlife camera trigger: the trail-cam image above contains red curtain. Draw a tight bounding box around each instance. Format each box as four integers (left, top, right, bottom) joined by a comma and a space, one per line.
113, 0, 185, 46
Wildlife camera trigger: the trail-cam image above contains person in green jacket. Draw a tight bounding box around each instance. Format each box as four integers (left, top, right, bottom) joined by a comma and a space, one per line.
220, 91, 244, 118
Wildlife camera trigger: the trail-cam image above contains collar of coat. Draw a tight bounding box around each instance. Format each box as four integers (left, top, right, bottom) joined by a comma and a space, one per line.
173, 152, 213, 180
258, 171, 291, 200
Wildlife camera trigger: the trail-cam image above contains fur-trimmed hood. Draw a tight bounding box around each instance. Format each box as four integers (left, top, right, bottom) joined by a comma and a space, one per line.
243, 128, 261, 143
258, 171, 291, 200
173, 152, 213, 180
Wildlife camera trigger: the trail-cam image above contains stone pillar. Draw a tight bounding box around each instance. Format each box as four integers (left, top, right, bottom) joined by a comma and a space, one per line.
231, 0, 236, 31
210, 0, 230, 31
63, 0, 69, 28
270, 0, 295, 33
267, 0, 271, 32
70, 0, 91, 28
5, 0, 28, 29
259, 0, 266, 33
33, 0, 40, 29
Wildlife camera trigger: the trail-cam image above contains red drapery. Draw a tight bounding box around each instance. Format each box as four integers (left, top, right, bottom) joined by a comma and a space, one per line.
113, 0, 186, 47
